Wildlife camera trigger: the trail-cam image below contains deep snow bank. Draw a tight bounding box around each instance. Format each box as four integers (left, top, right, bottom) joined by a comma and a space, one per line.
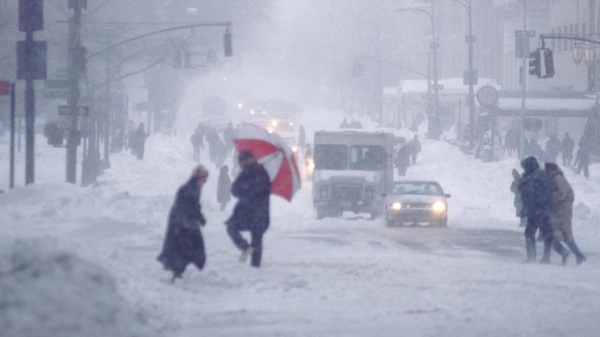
0, 239, 155, 337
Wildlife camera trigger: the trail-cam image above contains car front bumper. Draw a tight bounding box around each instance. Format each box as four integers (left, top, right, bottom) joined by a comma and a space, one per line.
386, 209, 446, 223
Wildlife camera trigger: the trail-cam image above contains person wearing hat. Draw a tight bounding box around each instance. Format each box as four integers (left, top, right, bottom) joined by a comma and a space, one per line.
158, 165, 209, 282
226, 150, 271, 268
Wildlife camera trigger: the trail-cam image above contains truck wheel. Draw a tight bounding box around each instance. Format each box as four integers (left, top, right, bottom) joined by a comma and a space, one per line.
432, 219, 448, 227
386, 218, 394, 227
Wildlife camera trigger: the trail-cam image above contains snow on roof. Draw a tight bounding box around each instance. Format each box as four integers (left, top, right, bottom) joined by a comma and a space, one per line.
399, 78, 501, 94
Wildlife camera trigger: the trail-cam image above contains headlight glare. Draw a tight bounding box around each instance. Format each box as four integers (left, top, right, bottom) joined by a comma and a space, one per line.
432, 201, 446, 212
392, 202, 402, 210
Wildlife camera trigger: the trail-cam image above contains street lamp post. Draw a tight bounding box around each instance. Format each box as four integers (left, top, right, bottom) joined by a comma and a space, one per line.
449, 0, 475, 148
398, 5, 440, 140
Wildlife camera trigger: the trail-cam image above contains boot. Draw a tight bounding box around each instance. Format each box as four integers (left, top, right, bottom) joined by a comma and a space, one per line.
540, 238, 552, 264
552, 240, 570, 265
566, 241, 587, 265
525, 237, 536, 263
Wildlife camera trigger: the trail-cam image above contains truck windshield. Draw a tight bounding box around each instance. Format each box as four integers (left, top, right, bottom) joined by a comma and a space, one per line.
349, 145, 385, 171
314, 144, 348, 170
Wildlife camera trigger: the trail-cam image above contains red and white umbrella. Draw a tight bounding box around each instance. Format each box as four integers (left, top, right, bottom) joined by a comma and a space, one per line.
233, 123, 301, 202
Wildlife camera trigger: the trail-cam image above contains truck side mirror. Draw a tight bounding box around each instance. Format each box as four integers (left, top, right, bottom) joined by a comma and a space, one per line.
445, 194, 451, 198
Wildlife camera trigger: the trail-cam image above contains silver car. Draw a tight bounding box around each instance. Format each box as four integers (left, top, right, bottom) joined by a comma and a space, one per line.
384, 181, 450, 227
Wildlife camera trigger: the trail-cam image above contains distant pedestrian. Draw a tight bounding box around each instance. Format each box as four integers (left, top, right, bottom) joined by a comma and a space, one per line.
409, 135, 422, 165
561, 133, 574, 167
510, 168, 526, 227
226, 150, 271, 268
157, 166, 209, 282
223, 123, 235, 157
340, 118, 350, 129
190, 128, 204, 162
574, 138, 590, 179
394, 138, 411, 177
217, 165, 232, 211
545, 134, 561, 163
133, 123, 148, 160
544, 163, 586, 265
298, 125, 306, 148
213, 140, 227, 169
518, 157, 569, 264
504, 129, 518, 156
205, 128, 219, 163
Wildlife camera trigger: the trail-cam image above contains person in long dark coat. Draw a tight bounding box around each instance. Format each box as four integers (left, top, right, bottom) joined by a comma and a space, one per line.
226, 150, 271, 268
518, 157, 569, 264
133, 123, 148, 160
205, 129, 219, 163
158, 166, 208, 281
217, 165, 232, 211
409, 135, 422, 164
545, 163, 586, 264
394, 139, 411, 177
574, 138, 590, 179
545, 134, 561, 163
561, 133, 574, 167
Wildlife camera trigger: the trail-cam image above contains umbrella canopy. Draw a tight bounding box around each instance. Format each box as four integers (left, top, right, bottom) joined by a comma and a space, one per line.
233, 123, 301, 202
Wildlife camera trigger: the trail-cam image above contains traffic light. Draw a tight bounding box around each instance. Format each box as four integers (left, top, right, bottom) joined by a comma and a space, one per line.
19, 0, 44, 32
529, 49, 541, 77
224, 28, 233, 57
543, 49, 555, 78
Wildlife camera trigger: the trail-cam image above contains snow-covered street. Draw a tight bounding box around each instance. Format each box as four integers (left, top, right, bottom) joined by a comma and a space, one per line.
2, 124, 600, 337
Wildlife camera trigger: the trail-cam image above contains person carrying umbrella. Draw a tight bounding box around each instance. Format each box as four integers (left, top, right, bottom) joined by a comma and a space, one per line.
226, 124, 302, 268
226, 150, 271, 267
157, 166, 208, 282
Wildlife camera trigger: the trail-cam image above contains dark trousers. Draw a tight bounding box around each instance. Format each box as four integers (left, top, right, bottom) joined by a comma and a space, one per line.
227, 226, 264, 267
524, 214, 553, 261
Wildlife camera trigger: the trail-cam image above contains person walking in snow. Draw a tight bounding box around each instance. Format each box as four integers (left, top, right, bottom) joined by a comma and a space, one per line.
190, 128, 204, 162
132, 123, 148, 160
217, 165, 232, 211
545, 134, 561, 163
544, 163, 586, 264
226, 150, 271, 268
205, 128, 219, 163
574, 138, 590, 179
157, 166, 209, 282
409, 135, 422, 165
213, 140, 227, 169
394, 138, 411, 177
510, 168, 526, 227
561, 133, 574, 167
518, 157, 569, 264
223, 123, 235, 157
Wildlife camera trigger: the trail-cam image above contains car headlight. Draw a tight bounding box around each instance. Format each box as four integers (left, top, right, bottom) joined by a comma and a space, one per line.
272, 120, 278, 127
267, 127, 274, 133
292, 146, 298, 152
432, 201, 446, 212
307, 159, 315, 171
250, 110, 255, 115
391, 202, 402, 210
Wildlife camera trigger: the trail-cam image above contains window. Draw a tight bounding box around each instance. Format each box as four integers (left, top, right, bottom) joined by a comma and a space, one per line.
551, 28, 556, 50
556, 27, 562, 52
569, 24, 574, 50
349, 145, 385, 171
314, 144, 348, 170
390, 182, 443, 196
564, 25, 569, 51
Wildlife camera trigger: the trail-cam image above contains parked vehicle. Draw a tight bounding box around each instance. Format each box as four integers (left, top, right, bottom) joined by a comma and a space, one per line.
384, 181, 450, 227
312, 130, 394, 220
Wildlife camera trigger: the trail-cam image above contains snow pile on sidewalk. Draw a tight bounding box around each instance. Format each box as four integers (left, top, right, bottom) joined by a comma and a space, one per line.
0, 239, 155, 337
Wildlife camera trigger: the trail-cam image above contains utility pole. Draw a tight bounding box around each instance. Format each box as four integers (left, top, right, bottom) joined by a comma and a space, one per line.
66, 0, 84, 184
431, 1, 441, 140
520, 0, 528, 159
103, 41, 111, 169
466, 0, 476, 149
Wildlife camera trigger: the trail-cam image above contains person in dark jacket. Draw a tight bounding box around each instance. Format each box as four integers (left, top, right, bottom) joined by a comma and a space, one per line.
545, 134, 561, 163
226, 150, 271, 268
157, 166, 208, 282
217, 165, 232, 211
205, 128, 219, 163
394, 139, 411, 177
518, 157, 569, 264
545, 163, 586, 264
409, 135, 422, 164
133, 123, 148, 160
190, 128, 204, 162
561, 133, 574, 167
574, 138, 590, 179
213, 140, 227, 169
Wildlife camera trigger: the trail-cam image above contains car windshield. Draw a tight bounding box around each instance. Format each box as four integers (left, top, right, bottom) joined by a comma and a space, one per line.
314, 144, 348, 170
390, 182, 443, 196
349, 145, 385, 171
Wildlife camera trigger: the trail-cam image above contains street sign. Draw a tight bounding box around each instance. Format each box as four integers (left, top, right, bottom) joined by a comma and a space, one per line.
44, 90, 68, 99
0, 81, 9, 95
515, 30, 535, 38
17, 40, 47, 80
476, 85, 498, 107
19, 0, 44, 32
58, 105, 89, 116
45, 79, 69, 89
